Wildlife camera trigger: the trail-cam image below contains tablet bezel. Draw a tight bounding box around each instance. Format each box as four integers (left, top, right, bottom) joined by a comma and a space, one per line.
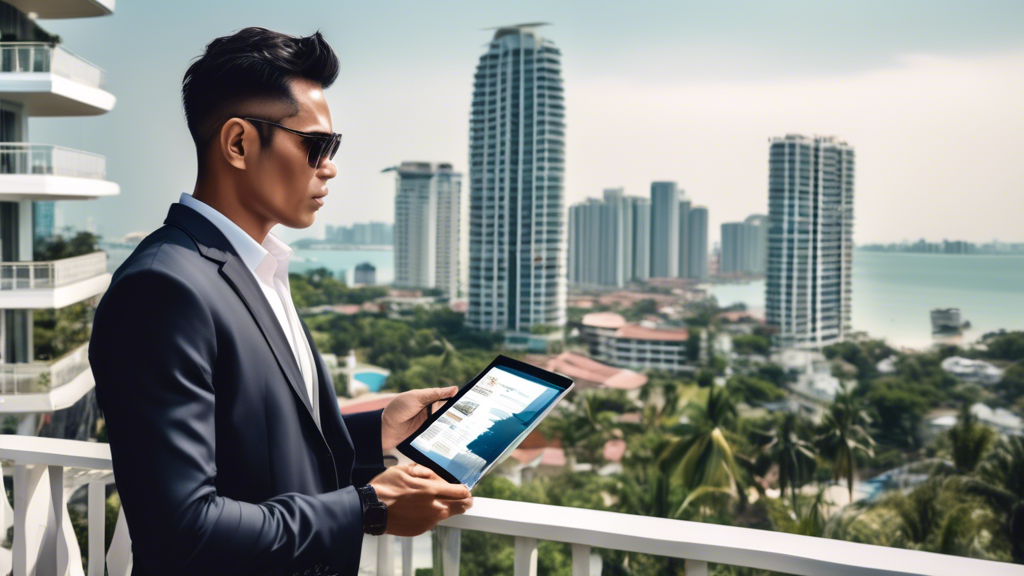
395, 354, 574, 485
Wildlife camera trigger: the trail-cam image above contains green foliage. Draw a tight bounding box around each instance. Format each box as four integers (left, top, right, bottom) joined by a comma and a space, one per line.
754, 413, 818, 508
984, 331, 1024, 362
288, 267, 387, 309
948, 404, 995, 474
621, 298, 660, 322
823, 340, 894, 380
856, 376, 938, 448
34, 231, 99, 261
34, 302, 91, 361
732, 334, 771, 356
997, 362, 1024, 404
817, 388, 875, 501
726, 375, 784, 404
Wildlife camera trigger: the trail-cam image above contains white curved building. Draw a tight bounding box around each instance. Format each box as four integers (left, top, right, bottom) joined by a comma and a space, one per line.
0, 0, 116, 431
467, 23, 566, 332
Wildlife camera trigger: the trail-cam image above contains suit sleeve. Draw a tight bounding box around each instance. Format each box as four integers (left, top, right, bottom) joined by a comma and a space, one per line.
342, 408, 387, 485
90, 268, 363, 576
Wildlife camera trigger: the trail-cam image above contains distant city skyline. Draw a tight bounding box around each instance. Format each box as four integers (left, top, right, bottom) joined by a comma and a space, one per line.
25, 0, 1024, 246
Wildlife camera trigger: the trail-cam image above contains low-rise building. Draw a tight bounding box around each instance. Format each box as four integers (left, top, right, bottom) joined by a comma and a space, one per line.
581, 312, 691, 373
940, 356, 1004, 385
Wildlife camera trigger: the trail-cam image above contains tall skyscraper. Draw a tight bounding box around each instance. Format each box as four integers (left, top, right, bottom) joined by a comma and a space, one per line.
568, 190, 649, 288
389, 162, 461, 297
650, 181, 679, 278
677, 194, 691, 279
721, 214, 767, 275
626, 196, 651, 281
687, 206, 708, 280
766, 134, 855, 348
467, 24, 566, 331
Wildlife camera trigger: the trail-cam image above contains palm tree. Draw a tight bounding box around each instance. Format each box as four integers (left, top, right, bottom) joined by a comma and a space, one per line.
961, 435, 1024, 563
659, 386, 747, 516
817, 387, 875, 502
948, 403, 995, 474
760, 412, 818, 510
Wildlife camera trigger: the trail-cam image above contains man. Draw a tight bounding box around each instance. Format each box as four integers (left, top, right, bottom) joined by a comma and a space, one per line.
89, 27, 472, 576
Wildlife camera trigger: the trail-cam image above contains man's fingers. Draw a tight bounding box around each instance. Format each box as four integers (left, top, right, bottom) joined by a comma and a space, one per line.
406, 463, 439, 479
414, 386, 459, 405
431, 482, 472, 500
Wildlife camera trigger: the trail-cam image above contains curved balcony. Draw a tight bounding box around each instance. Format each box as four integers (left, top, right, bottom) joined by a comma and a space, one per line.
0, 43, 115, 116
0, 252, 111, 309
2, 0, 114, 19
0, 144, 119, 200
0, 437, 1020, 576
0, 343, 93, 413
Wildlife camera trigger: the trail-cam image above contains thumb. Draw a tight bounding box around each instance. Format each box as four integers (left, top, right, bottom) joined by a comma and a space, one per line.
417, 386, 458, 404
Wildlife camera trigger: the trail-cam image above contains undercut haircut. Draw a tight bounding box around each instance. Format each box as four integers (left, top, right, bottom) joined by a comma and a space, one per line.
181, 27, 339, 175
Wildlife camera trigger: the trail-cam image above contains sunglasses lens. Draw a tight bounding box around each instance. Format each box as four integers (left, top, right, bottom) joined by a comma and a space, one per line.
327, 137, 340, 161
307, 139, 325, 169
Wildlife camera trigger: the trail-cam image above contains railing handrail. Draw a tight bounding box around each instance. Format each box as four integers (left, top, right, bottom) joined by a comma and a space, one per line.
0, 142, 108, 161
0, 251, 107, 267
439, 497, 1024, 576
0, 435, 111, 470
0, 438, 1020, 576
0, 41, 109, 76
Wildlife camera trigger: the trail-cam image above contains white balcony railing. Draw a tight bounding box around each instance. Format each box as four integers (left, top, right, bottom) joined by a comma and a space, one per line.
0, 144, 107, 180
0, 343, 91, 396
0, 42, 107, 88
0, 436, 1021, 576
0, 252, 108, 292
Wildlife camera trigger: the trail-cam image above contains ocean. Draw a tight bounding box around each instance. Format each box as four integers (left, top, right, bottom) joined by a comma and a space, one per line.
709, 250, 1024, 349
105, 246, 1022, 349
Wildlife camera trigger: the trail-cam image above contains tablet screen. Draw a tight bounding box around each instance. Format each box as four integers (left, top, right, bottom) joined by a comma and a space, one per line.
410, 364, 565, 487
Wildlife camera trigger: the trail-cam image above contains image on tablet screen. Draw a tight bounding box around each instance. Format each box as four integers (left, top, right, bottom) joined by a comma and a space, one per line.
410, 365, 563, 487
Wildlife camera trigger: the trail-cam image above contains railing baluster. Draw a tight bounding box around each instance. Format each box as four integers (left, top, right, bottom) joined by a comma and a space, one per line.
12, 464, 47, 576
376, 534, 395, 576
433, 526, 460, 576
87, 481, 105, 576
400, 536, 413, 576
514, 536, 538, 576
685, 559, 709, 576
106, 504, 132, 576
572, 543, 601, 576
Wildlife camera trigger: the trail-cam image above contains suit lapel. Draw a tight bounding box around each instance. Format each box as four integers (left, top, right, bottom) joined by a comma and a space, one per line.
163, 203, 326, 441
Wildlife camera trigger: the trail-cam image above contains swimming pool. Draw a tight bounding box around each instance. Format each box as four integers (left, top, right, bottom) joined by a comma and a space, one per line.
353, 371, 387, 393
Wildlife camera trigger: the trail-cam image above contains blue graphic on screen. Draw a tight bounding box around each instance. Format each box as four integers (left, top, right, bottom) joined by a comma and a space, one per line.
410, 365, 563, 488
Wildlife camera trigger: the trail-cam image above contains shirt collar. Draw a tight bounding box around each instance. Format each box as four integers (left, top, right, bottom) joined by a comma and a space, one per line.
178, 193, 293, 282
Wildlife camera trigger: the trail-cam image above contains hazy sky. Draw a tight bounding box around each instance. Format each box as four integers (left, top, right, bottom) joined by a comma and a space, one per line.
28, 0, 1024, 246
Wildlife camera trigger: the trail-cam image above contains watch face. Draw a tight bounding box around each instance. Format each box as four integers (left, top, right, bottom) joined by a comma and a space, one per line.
365, 504, 387, 528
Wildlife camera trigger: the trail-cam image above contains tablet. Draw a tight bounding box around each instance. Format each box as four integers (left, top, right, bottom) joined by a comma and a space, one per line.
397, 355, 574, 489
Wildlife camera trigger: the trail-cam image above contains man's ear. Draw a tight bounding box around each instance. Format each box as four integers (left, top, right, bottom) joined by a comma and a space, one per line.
219, 118, 253, 170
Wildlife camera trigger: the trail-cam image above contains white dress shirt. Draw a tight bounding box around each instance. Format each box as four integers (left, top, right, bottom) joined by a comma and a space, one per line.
178, 193, 319, 428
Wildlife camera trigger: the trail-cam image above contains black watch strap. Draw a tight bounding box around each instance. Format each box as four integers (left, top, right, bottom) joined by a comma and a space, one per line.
356, 484, 388, 536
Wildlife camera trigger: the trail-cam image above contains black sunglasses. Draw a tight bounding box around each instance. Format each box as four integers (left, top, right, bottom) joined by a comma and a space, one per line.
242, 117, 342, 169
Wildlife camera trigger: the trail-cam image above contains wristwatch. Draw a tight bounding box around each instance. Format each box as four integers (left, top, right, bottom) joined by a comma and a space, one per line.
356, 484, 388, 536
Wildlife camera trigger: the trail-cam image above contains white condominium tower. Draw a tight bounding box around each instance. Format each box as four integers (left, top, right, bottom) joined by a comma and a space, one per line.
0, 0, 117, 435
388, 162, 461, 297
766, 134, 855, 348
467, 23, 566, 331
568, 189, 650, 288
650, 181, 679, 278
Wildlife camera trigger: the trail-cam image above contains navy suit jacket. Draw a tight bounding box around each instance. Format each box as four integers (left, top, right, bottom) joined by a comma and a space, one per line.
89, 202, 385, 576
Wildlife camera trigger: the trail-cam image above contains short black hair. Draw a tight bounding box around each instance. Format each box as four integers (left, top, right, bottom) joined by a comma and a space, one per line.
181, 27, 339, 174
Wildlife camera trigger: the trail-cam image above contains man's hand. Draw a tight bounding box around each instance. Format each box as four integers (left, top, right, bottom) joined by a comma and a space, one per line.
368, 463, 473, 537
381, 386, 458, 450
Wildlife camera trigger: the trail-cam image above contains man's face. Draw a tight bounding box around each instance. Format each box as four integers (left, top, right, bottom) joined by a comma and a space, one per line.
245, 78, 337, 229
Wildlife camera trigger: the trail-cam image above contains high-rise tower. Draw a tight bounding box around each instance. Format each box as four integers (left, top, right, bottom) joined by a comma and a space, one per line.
388, 162, 461, 297
467, 23, 566, 331
0, 0, 118, 436
766, 134, 854, 348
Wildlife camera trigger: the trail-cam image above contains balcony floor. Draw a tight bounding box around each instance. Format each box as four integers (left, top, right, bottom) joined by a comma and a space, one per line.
0, 272, 110, 309
0, 74, 115, 116
0, 174, 119, 201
